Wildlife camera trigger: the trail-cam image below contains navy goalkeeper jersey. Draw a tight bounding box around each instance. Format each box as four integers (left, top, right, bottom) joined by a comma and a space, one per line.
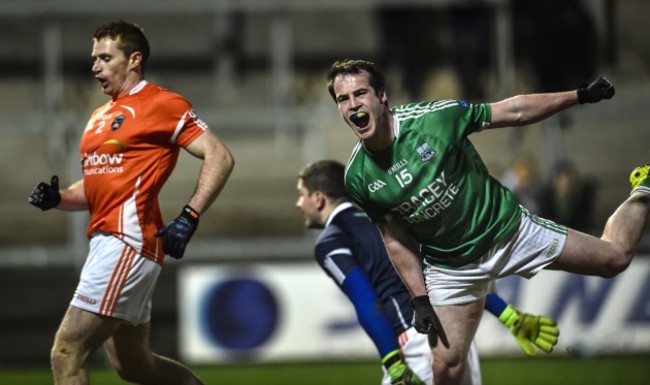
315, 202, 412, 335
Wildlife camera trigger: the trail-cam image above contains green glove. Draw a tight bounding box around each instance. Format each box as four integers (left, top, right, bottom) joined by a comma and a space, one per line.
382, 349, 424, 385
499, 305, 560, 356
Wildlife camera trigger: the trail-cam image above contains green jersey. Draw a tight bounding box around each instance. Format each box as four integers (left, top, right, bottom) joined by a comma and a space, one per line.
344, 100, 522, 267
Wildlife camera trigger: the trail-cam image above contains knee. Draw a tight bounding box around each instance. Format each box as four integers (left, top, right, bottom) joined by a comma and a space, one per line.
599, 249, 632, 278
432, 355, 464, 385
51, 339, 83, 375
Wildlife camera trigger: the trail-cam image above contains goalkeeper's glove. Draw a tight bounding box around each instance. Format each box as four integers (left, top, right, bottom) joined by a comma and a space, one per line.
155, 205, 199, 259
382, 349, 424, 385
28, 175, 61, 211
577, 77, 615, 104
499, 304, 559, 356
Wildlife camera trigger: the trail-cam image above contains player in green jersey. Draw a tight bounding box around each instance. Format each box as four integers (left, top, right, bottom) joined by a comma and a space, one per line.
326, 58, 650, 385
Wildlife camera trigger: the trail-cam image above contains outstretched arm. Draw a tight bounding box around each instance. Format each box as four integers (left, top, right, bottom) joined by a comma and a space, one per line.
329, 260, 423, 384
489, 77, 614, 129
489, 91, 578, 129
485, 293, 560, 356
341, 267, 399, 358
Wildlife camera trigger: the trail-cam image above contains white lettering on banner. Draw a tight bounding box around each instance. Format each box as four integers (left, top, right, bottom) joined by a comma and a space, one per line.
178, 258, 650, 364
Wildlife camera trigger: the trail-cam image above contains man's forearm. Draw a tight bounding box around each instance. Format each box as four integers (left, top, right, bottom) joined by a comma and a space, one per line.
58, 179, 89, 211
489, 91, 578, 129
187, 136, 234, 214
384, 240, 427, 297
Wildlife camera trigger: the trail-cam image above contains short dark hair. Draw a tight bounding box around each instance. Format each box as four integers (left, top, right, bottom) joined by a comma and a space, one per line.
298, 160, 349, 201
326, 59, 386, 102
94, 20, 150, 70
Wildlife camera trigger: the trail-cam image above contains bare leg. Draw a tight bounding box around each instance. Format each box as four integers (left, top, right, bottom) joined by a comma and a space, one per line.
431, 298, 485, 385
550, 192, 650, 277
51, 306, 120, 385
601, 192, 650, 254
105, 321, 204, 385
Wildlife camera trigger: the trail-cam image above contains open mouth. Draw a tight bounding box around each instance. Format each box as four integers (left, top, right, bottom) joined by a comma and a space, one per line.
96, 76, 108, 89
350, 112, 369, 129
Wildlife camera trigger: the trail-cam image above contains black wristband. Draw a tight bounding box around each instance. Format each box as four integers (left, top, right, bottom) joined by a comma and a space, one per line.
577, 84, 589, 104
181, 205, 200, 225
382, 351, 401, 370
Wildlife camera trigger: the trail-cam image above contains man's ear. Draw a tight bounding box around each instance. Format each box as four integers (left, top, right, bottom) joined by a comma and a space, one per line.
313, 191, 327, 210
128, 51, 143, 70
379, 89, 389, 105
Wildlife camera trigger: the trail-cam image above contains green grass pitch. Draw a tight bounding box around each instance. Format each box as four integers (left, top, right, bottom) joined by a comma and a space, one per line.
1, 355, 648, 385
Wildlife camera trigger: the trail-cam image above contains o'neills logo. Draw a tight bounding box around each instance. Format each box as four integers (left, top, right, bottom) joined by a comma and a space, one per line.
76, 293, 97, 304
82, 152, 124, 175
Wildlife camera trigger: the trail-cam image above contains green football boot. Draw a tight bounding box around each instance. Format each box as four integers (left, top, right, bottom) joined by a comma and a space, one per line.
630, 164, 650, 191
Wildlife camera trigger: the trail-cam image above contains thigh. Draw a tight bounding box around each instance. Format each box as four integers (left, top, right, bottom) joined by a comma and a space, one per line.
548, 228, 620, 276
54, 305, 120, 359
432, 298, 484, 371
104, 322, 153, 372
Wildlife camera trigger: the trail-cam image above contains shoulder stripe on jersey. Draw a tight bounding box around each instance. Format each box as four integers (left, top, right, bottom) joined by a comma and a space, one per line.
170, 109, 190, 144
344, 141, 364, 185
395, 100, 458, 121
325, 248, 353, 259
323, 254, 348, 285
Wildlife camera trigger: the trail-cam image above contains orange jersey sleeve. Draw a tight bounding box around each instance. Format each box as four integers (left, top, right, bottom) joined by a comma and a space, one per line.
80, 82, 207, 264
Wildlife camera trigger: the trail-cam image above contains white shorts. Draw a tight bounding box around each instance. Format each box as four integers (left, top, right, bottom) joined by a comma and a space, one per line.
424, 209, 567, 306
381, 327, 433, 385
71, 233, 161, 325
380, 328, 482, 385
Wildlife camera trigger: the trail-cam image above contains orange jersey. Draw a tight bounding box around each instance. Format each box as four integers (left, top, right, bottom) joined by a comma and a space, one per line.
80, 81, 207, 264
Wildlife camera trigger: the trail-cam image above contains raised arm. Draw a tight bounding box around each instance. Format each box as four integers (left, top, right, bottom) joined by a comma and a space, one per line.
488, 77, 614, 129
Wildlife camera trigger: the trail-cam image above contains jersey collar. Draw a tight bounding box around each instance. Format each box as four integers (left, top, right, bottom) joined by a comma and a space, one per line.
392, 109, 400, 138
324, 201, 355, 228
129, 80, 148, 95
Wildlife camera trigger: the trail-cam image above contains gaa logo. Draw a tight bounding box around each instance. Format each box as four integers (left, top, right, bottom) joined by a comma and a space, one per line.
368, 179, 387, 192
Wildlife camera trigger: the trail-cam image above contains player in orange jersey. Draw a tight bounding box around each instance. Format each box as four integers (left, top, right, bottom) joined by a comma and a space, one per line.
28, 21, 234, 385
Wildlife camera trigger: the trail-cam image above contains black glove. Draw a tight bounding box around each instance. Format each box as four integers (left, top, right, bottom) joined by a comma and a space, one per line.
28, 175, 61, 211
577, 77, 615, 104
155, 205, 199, 259
411, 295, 448, 348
